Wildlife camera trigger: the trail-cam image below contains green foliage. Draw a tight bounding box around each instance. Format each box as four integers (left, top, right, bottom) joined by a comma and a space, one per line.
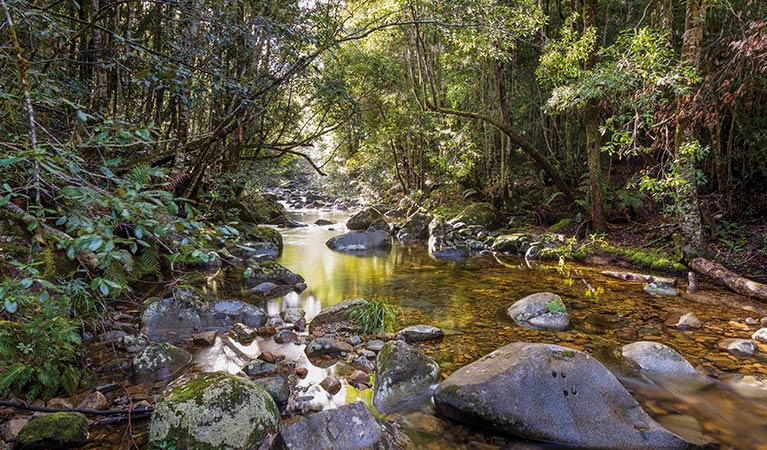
545, 298, 566, 314
350, 298, 399, 335
603, 247, 688, 273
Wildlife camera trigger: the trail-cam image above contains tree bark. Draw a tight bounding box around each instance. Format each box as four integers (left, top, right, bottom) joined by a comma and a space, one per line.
690, 258, 767, 301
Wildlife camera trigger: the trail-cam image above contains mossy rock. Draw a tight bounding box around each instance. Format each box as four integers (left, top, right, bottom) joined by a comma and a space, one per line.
149, 372, 279, 450
491, 233, 530, 253
346, 207, 386, 230
449, 202, 498, 229
241, 225, 283, 254
132, 342, 192, 381
16, 412, 88, 449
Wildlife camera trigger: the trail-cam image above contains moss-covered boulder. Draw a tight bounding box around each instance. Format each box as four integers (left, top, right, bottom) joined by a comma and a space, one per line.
132, 342, 192, 381
448, 203, 498, 229
507, 292, 570, 332
396, 212, 433, 244
346, 207, 386, 230
491, 233, 531, 253
16, 412, 88, 449
149, 372, 279, 450
373, 340, 440, 415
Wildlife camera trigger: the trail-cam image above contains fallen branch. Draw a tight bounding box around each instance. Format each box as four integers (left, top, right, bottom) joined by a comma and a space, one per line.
0, 400, 153, 416
601, 270, 677, 287
91, 412, 153, 425
690, 257, 767, 301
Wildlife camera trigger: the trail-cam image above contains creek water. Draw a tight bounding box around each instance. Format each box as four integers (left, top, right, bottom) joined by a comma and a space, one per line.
88, 207, 767, 449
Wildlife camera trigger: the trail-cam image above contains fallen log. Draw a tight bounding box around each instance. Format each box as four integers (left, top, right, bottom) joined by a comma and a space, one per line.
601, 270, 677, 287
690, 258, 767, 302
0, 400, 153, 416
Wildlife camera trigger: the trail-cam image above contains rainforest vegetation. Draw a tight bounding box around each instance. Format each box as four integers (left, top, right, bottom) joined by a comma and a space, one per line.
1, 0, 766, 416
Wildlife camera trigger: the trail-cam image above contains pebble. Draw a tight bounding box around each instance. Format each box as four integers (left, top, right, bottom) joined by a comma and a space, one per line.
295, 367, 308, 379
192, 331, 217, 346
677, 312, 703, 330
365, 339, 385, 352
320, 376, 342, 395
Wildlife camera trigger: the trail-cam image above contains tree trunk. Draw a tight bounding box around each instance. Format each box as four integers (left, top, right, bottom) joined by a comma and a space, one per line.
174, 0, 198, 171
691, 258, 767, 301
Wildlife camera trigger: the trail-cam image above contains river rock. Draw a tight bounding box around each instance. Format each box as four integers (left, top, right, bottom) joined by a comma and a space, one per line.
141, 294, 204, 343
621, 342, 703, 381
244, 261, 305, 294
320, 376, 342, 395
367, 218, 391, 233
132, 343, 192, 381
346, 206, 386, 230
203, 300, 268, 329
244, 360, 278, 378
751, 328, 767, 343
644, 282, 679, 297
309, 298, 368, 331
230, 322, 258, 344
77, 391, 108, 411
491, 233, 530, 253
280, 307, 306, 324
274, 401, 412, 450
250, 281, 279, 296
305, 338, 354, 357
373, 340, 440, 415
676, 312, 703, 329
433, 342, 689, 450
193, 330, 217, 346
149, 372, 279, 450
366, 339, 386, 352
396, 325, 445, 343
274, 329, 297, 344
397, 212, 432, 244
448, 202, 498, 229
507, 292, 570, 331
15, 412, 88, 450
717, 338, 757, 355
252, 376, 290, 404
240, 225, 283, 255
326, 231, 392, 254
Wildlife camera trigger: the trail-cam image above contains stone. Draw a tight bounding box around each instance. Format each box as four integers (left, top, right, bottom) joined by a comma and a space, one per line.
751, 328, 767, 344
326, 231, 392, 254
448, 203, 498, 229
352, 356, 375, 373
315, 219, 334, 226
149, 372, 278, 449
244, 261, 305, 293
295, 367, 309, 379
309, 298, 368, 331
132, 343, 192, 381
346, 335, 362, 346
644, 282, 678, 297
244, 360, 278, 378
16, 412, 88, 449
717, 338, 757, 355
305, 338, 354, 357
346, 206, 386, 230
676, 313, 702, 329
250, 281, 279, 296
621, 342, 704, 382
320, 376, 342, 395
367, 218, 391, 233
77, 391, 108, 411
366, 339, 386, 352
193, 330, 218, 346
507, 292, 570, 332
280, 308, 306, 324
396, 325, 444, 343
274, 329, 298, 344
252, 376, 290, 404
373, 340, 440, 415
433, 342, 689, 450
259, 351, 284, 364
397, 212, 433, 244
203, 300, 268, 330
141, 295, 203, 343
274, 402, 412, 450
348, 370, 371, 387
1, 417, 29, 442
230, 322, 258, 344
116, 334, 149, 353
491, 233, 530, 253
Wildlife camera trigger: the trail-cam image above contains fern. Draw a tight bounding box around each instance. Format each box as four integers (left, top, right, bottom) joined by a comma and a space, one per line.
134, 244, 161, 278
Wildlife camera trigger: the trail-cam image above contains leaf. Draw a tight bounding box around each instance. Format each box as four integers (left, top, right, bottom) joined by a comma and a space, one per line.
167, 202, 179, 215
0, 157, 23, 167
0, 195, 11, 207
134, 225, 143, 239
66, 245, 76, 260
87, 236, 104, 251
4, 299, 17, 314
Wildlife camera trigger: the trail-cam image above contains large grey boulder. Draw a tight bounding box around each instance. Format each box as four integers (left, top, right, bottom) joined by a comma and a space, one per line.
274, 401, 412, 450
508, 292, 570, 331
433, 342, 690, 450
149, 372, 279, 450
397, 212, 433, 244
347, 207, 386, 230
373, 340, 440, 415
309, 298, 367, 331
132, 343, 192, 381
326, 231, 392, 254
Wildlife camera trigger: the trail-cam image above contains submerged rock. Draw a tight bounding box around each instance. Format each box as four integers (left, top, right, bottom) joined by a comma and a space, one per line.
132, 343, 192, 381
326, 231, 392, 254
676, 312, 703, 329
433, 342, 690, 450
508, 292, 570, 331
717, 338, 757, 355
346, 206, 386, 230
373, 340, 440, 415
621, 341, 704, 382
396, 325, 444, 343
16, 412, 88, 449
644, 282, 679, 297
274, 401, 412, 450
149, 372, 279, 450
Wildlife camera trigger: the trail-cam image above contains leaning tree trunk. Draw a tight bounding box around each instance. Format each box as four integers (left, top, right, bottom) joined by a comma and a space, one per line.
674, 0, 707, 259
691, 258, 767, 301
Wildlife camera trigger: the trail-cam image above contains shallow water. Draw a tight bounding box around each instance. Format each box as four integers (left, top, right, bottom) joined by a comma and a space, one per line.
84, 207, 767, 449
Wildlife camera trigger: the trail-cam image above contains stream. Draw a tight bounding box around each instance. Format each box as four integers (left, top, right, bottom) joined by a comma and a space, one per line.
88, 206, 767, 449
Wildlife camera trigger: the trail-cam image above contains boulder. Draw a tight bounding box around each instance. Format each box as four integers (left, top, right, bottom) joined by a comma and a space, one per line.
396, 212, 433, 244
252, 376, 290, 404
396, 325, 445, 343
433, 342, 689, 450
621, 342, 703, 381
203, 300, 268, 329
326, 231, 392, 254
309, 298, 367, 331
305, 338, 354, 357
15, 412, 88, 449
244, 261, 305, 295
367, 218, 391, 233
347, 207, 386, 230
373, 340, 440, 415
507, 292, 570, 331
132, 343, 192, 381
491, 233, 530, 253
274, 401, 412, 450
149, 372, 279, 450
448, 203, 497, 229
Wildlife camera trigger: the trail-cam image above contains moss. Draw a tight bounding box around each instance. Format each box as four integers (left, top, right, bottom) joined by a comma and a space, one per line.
17, 412, 88, 449
548, 218, 573, 233
603, 247, 688, 274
